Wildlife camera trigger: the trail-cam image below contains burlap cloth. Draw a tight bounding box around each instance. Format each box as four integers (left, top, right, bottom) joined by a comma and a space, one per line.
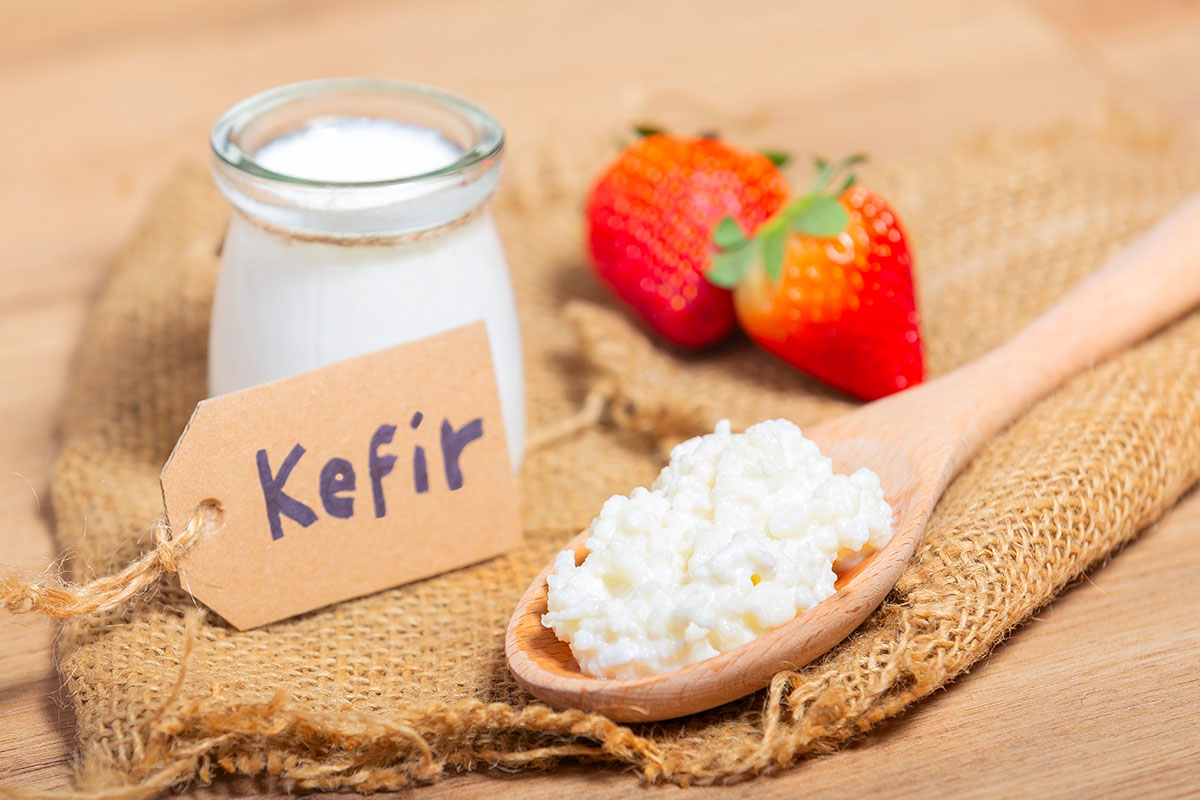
20, 116, 1200, 793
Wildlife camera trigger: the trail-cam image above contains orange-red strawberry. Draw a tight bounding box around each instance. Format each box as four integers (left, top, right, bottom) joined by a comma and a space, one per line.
585, 134, 789, 348
707, 156, 923, 400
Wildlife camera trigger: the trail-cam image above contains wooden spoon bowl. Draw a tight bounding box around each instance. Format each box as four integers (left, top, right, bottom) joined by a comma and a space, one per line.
507, 193, 1200, 722
507, 430, 929, 721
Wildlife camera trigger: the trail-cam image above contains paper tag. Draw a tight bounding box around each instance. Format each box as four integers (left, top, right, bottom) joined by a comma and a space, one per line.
160, 321, 521, 630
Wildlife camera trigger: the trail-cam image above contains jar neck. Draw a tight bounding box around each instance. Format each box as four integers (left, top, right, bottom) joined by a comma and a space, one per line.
214, 156, 501, 240
226, 197, 491, 247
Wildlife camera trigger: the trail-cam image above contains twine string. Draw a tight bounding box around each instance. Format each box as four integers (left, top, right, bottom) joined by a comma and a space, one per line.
0, 502, 221, 619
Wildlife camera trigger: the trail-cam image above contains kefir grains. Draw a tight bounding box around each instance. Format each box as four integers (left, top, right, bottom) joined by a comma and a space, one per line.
543, 419, 892, 678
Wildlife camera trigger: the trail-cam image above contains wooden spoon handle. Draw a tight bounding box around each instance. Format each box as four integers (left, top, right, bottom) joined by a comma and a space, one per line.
976, 191, 1200, 417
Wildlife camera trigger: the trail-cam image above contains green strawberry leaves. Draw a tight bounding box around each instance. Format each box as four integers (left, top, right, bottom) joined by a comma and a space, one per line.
759, 228, 787, 282
708, 240, 757, 288
712, 217, 747, 249
708, 218, 755, 288
707, 153, 862, 287
708, 194, 850, 284
762, 150, 791, 168
790, 195, 848, 237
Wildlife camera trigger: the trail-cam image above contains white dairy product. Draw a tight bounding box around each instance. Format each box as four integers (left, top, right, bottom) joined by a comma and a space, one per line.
210, 211, 525, 468
210, 83, 525, 468
254, 118, 461, 183
542, 419, 893, 679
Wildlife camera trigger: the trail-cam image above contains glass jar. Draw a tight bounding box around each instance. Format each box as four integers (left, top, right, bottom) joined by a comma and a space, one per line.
209, 79, 525, 468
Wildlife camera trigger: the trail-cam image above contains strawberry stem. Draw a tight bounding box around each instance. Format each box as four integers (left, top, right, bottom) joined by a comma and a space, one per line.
809, 153, 864, 195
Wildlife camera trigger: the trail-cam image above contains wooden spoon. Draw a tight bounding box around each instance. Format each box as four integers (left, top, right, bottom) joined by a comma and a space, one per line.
506, 193, 1200, 722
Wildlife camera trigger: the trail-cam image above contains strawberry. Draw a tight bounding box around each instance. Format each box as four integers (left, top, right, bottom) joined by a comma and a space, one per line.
585, 133, 789, 348
707, 156, 923, 400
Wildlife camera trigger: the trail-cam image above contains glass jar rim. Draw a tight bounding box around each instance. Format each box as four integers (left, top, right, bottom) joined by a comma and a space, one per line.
210, 78, 505, 189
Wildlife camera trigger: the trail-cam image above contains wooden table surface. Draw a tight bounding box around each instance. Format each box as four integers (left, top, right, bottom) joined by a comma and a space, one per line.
2, 1, 1199, 797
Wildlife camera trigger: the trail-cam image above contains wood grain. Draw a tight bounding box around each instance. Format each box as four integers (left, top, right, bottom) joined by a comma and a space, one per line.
2, 0, 1199, 797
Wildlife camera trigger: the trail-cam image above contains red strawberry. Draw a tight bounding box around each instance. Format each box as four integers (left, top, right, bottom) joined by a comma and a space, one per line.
585, 134, 789, 348
707, 156, 923, 400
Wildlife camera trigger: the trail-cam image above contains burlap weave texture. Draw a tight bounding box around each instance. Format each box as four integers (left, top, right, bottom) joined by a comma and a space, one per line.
45, 119, 1200, 792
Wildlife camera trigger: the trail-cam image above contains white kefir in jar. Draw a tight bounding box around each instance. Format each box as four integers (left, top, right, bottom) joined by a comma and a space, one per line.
209, 80, 525, 467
